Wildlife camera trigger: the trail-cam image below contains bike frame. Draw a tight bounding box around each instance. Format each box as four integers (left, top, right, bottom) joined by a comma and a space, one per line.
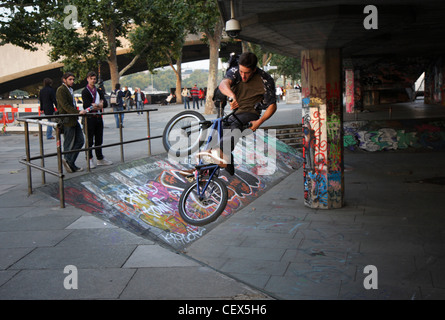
195, 115, 225, 200
189, 109, 245, 200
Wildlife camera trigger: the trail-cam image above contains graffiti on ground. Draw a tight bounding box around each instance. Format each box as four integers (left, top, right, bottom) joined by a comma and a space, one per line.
41, 137, 303, 250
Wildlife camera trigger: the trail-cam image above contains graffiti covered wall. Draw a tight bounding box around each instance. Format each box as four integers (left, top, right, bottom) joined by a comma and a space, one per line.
354, 57, 428, 106
41, 134, 303, 250
424, 57, 445, 105
344, 119, 445, 152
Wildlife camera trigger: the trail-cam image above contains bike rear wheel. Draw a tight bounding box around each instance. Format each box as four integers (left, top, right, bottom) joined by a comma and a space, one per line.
163, 110, 206, 157
178, 177, 228, 226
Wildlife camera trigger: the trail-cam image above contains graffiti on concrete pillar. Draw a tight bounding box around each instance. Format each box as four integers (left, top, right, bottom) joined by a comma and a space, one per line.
302, 61, 344, 209
302, 100, 329, 209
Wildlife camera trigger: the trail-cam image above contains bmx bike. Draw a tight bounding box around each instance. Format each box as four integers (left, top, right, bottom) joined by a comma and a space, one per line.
163, 107, 250, 226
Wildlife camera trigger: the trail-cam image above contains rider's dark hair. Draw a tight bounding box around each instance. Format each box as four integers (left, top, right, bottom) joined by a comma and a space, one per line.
238, 52, 258, 70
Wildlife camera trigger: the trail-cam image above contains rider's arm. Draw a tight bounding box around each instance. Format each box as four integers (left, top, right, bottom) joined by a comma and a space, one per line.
250, 103, 277, 131
219, 78, 242, 110
218, 78, 235, 100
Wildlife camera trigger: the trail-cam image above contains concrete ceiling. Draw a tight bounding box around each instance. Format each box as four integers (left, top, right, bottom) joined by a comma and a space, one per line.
217, 0, 445, 60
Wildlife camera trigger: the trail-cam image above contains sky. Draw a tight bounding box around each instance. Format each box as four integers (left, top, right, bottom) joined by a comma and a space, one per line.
182, 59, 210, 70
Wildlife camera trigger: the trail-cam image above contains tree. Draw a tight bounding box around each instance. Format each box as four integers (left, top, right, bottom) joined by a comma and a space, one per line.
243, 41, 301, 86
245, 42, 273, 68
187, 0, 224, 114
0, 1, 53, 50
50, 0, 186, 88
1, 1, 186, 88
270, 54, 301, 86
134, 0, 190, 103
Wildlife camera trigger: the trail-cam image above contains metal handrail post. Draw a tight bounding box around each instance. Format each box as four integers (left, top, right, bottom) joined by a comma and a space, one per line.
55, 125, 65, 208
119, 113, 124, 162
24, 121, 32, 195
146, 110, 151, 156
38, 123, 46, 184
83, 115, 91, 171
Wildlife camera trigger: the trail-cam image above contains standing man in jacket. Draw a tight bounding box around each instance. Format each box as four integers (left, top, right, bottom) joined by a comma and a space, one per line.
56, 72, 89, 173
39, 78, 57, 140
81, 71, 113, 169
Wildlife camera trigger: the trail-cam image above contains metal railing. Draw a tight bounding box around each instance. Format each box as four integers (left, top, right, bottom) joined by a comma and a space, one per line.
17, 109, 160, 208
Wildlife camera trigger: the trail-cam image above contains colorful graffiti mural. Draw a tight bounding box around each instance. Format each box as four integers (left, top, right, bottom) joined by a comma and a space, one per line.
344, 119, 445, 152
41, 135, 303, 250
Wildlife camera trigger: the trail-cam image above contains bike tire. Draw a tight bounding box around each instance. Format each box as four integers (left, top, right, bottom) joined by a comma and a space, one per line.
162, 110, 206, 157
178, 177, 228, 226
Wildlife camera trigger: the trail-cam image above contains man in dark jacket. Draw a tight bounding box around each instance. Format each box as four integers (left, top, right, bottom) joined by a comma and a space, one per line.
81, 71, 113, 169
39, 78, 57, 140
56, 72, 89, 173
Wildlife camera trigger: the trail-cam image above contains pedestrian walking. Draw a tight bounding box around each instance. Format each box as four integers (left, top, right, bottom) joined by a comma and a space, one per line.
111, 83, 125, 128
39, 78, 57, 140
181, 87, 191, 109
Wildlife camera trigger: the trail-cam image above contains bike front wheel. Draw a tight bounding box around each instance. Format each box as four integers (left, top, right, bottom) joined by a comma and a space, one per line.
163, 110, 206, 157
178, 177, 228, 226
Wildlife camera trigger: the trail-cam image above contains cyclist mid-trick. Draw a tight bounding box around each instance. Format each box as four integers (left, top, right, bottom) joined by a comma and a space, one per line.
197, 51, 277, 175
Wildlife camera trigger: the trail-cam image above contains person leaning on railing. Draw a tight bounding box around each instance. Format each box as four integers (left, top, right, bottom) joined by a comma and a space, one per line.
56, 72, 99, 173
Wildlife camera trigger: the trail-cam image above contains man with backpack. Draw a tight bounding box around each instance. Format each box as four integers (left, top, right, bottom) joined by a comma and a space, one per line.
201, 52, 277, 175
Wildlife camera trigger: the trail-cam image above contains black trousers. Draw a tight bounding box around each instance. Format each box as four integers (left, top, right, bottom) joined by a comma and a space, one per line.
219, 112, 259, 157
86, 117, 104, 160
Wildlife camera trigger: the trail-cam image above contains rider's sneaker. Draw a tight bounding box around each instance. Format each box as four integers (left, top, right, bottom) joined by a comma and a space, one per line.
179, 169, 195, 182
196, 150, 228, 165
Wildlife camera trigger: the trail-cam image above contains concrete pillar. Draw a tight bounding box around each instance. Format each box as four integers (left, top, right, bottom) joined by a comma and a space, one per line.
345, 69, 354, 113
301, 48, 344, 209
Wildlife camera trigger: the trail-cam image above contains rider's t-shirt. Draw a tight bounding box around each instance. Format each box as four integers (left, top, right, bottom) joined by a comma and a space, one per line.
225, 66, 276, 114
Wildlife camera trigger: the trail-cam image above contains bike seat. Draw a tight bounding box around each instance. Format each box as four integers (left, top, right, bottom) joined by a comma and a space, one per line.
195, 163, 218, 170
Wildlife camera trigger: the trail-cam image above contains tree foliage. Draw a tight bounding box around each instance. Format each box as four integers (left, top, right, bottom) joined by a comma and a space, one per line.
0, 0, 53, 50
270, 54, 301, 82
185, 0, 223, 113
1, 0, 191, 87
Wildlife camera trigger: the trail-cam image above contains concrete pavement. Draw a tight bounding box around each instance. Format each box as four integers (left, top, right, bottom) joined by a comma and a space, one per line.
1, 101, 445, 300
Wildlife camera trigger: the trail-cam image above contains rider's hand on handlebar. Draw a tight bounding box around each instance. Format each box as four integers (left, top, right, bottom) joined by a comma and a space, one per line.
249, 119, 262, 132
229, 97, 239, 110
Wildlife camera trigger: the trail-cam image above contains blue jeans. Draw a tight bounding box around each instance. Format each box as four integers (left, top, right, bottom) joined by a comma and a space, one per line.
113, 105, 124, 127
46, 125, 53, 139
63, 122, 84, 167
192, 97, 199, 109
183, 97, 190, 109
136, 101, 143, 114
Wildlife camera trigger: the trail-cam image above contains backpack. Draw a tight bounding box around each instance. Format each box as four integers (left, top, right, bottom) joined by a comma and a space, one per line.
110, 90, 117, 104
